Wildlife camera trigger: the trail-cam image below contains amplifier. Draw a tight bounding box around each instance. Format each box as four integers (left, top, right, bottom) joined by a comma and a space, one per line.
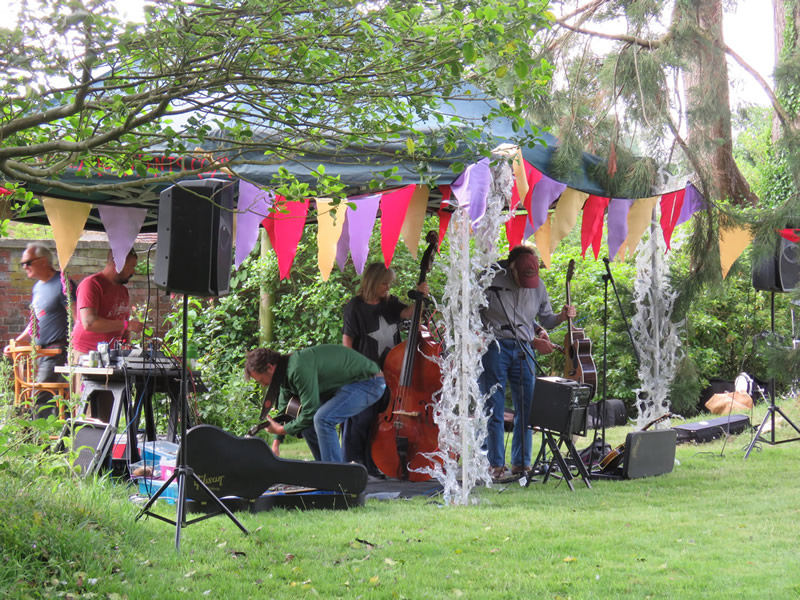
530, 376, 593, 436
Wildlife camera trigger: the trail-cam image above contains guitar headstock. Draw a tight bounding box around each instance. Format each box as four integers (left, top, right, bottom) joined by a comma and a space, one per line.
566, 259, 576, 283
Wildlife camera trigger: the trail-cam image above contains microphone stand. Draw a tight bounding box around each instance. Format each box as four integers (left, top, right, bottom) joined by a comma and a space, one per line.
591, 257, 641, 476
489, 288, 538, 482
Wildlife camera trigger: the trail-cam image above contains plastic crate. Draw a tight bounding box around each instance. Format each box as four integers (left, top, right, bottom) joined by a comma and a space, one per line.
136, 477, 178, 504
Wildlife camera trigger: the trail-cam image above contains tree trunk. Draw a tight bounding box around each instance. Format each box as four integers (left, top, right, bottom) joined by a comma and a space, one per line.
680, 0, 757, 206
773, 0, 800, 139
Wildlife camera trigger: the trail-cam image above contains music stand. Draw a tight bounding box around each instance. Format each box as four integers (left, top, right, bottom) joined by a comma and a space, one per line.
136, 295, 247, 550
744, 291, 800, 458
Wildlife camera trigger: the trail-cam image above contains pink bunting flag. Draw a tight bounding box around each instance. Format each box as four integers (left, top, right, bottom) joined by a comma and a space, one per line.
262, 195, 308, 280
97, 205, 148, 272
236, 180, 273, 268
660, 188, 686, 251
336, 193, 381, 274
379, 185, 415, 268
529, 175, 567, 232
581, 195, 610, 259
606, 198, 635, 260
437, 185, 453, 248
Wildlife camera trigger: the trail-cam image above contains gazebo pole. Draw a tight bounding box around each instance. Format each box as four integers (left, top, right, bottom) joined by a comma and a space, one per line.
259, 228, 273, 345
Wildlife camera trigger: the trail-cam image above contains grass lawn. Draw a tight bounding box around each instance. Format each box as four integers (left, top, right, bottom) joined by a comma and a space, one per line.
3, 401, 800, 599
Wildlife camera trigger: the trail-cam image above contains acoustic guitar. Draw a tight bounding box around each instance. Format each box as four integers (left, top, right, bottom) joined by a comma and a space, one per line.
563, 259, 597, 398
597, 412, 672, 473
246, 396, 301, 436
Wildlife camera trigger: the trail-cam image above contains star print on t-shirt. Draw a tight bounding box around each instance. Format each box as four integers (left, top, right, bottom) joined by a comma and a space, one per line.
368, 316, 399, 358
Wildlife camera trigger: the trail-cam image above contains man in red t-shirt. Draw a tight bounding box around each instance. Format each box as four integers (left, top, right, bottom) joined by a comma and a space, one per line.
73, 248, 145, 354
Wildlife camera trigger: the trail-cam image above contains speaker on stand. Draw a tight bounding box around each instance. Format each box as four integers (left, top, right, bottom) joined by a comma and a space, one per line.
746, 235, 800, 458
138, 178, 248, 550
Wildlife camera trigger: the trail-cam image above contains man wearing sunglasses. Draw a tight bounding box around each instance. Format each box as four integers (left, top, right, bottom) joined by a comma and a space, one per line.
73, 248, 144, 355
3, 243, 76, 417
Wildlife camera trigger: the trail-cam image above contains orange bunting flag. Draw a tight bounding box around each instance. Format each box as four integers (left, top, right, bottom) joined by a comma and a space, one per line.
720, 224, 754, 279
580, 195, 610, 260
399, 185, 429, 259
550, 188, 588, 253
42, 196, 92, 270
379, 185, 415, 267
262, 195, 309, 280
315, 199, 346, 281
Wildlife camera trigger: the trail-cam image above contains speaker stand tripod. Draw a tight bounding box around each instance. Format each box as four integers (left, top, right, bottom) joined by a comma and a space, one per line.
744, 291, 800, 458
136, 294, 247, 551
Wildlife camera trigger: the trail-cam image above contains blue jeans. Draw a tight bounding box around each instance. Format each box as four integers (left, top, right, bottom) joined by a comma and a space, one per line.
480, 339, 536, 468
314, 376, 386, 463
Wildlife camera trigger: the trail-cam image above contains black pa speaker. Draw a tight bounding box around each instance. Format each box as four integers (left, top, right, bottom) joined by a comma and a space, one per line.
753, 237, 800, 292
155, 179, 234, 297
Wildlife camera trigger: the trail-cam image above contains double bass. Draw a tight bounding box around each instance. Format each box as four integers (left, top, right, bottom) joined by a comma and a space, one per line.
371, 231, 443, 481
563, 259, 597, 398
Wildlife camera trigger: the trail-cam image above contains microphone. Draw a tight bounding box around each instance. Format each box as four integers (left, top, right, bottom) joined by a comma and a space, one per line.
487, 285, 510, 293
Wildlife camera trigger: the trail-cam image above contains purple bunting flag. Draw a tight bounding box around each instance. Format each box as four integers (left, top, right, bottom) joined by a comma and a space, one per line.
529, 175, 567, 231
451, 158, 492, 226
339, 194, 380, 274
676, 182, 705, 227
235, 180, 274, 268
606, 198, 635, 260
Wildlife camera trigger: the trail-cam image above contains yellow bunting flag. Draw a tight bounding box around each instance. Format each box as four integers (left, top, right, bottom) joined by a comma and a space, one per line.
315, 199, 347, 281
42, 196, 92, 269
618, 196, 659, 260
719, 224, 754, 279
399, 185, 429, 258
534, 214, 552, 269
550, 188, 588, 253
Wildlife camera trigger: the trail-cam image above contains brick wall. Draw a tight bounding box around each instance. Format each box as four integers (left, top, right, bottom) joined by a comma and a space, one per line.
0, 239, 175, 345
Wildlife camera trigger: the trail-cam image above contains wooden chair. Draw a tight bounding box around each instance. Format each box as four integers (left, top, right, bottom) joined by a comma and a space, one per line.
6, 340, 70, 419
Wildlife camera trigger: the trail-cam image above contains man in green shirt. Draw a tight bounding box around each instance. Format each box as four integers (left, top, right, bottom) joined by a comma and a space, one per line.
245, 345, 385, 462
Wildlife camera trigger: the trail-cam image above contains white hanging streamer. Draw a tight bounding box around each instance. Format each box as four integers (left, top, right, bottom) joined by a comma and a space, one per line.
417, 159, 512, 505
631, 223, 684, 426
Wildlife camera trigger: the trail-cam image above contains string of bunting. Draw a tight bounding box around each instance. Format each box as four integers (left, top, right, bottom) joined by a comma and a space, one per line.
15, 151, 760, 280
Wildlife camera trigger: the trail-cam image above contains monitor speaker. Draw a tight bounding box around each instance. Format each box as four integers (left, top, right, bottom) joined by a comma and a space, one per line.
753, 237, 800, 292
155, 179, 234, 297
622, 429, 676, 480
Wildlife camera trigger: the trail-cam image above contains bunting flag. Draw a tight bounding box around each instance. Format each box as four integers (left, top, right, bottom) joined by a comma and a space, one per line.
337, 193, 381, 274
42, 197, 92, 270
98, 205, 148, 272
521, 161, 543, 219
677, 182, 705, 226
617, 196, 659, 260
379, 185, 415, 267
494, 144, 528, 213
235, 180, 273, 268
505, 213, 529, 249
530, 175, 567, 232
534, 214, 553, 269
437, 186, 453, 248
550, 188, 589, 253
607, 198, 635, 261
399, 185, 429, 258
778, 228, 800, 243
262, 195, 308, 280
315, 199, 346, 281
450, 158, 492, 226
659, 188, 687, 250
720, 224, 754, 278
0, 187, 11, 195
581, 195, 610, 259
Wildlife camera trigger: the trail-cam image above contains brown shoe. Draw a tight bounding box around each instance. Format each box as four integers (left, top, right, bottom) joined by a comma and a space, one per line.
511, 465, 528, 476
490, 465, 513, 483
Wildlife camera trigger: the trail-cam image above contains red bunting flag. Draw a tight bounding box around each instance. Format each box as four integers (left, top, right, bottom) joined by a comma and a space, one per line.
505, 213, 529, 249
660, 189, 686, 250
521, 161, 543, 221
0, 187, 11, 196
778, 228, 800, 243
379, 185, 415, 267
437, 185, 453, 249
262, 195, 309, 280
581, 195, 610, 259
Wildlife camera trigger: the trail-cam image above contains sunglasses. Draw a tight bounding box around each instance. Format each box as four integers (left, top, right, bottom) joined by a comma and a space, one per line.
20, 257, 44, 268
